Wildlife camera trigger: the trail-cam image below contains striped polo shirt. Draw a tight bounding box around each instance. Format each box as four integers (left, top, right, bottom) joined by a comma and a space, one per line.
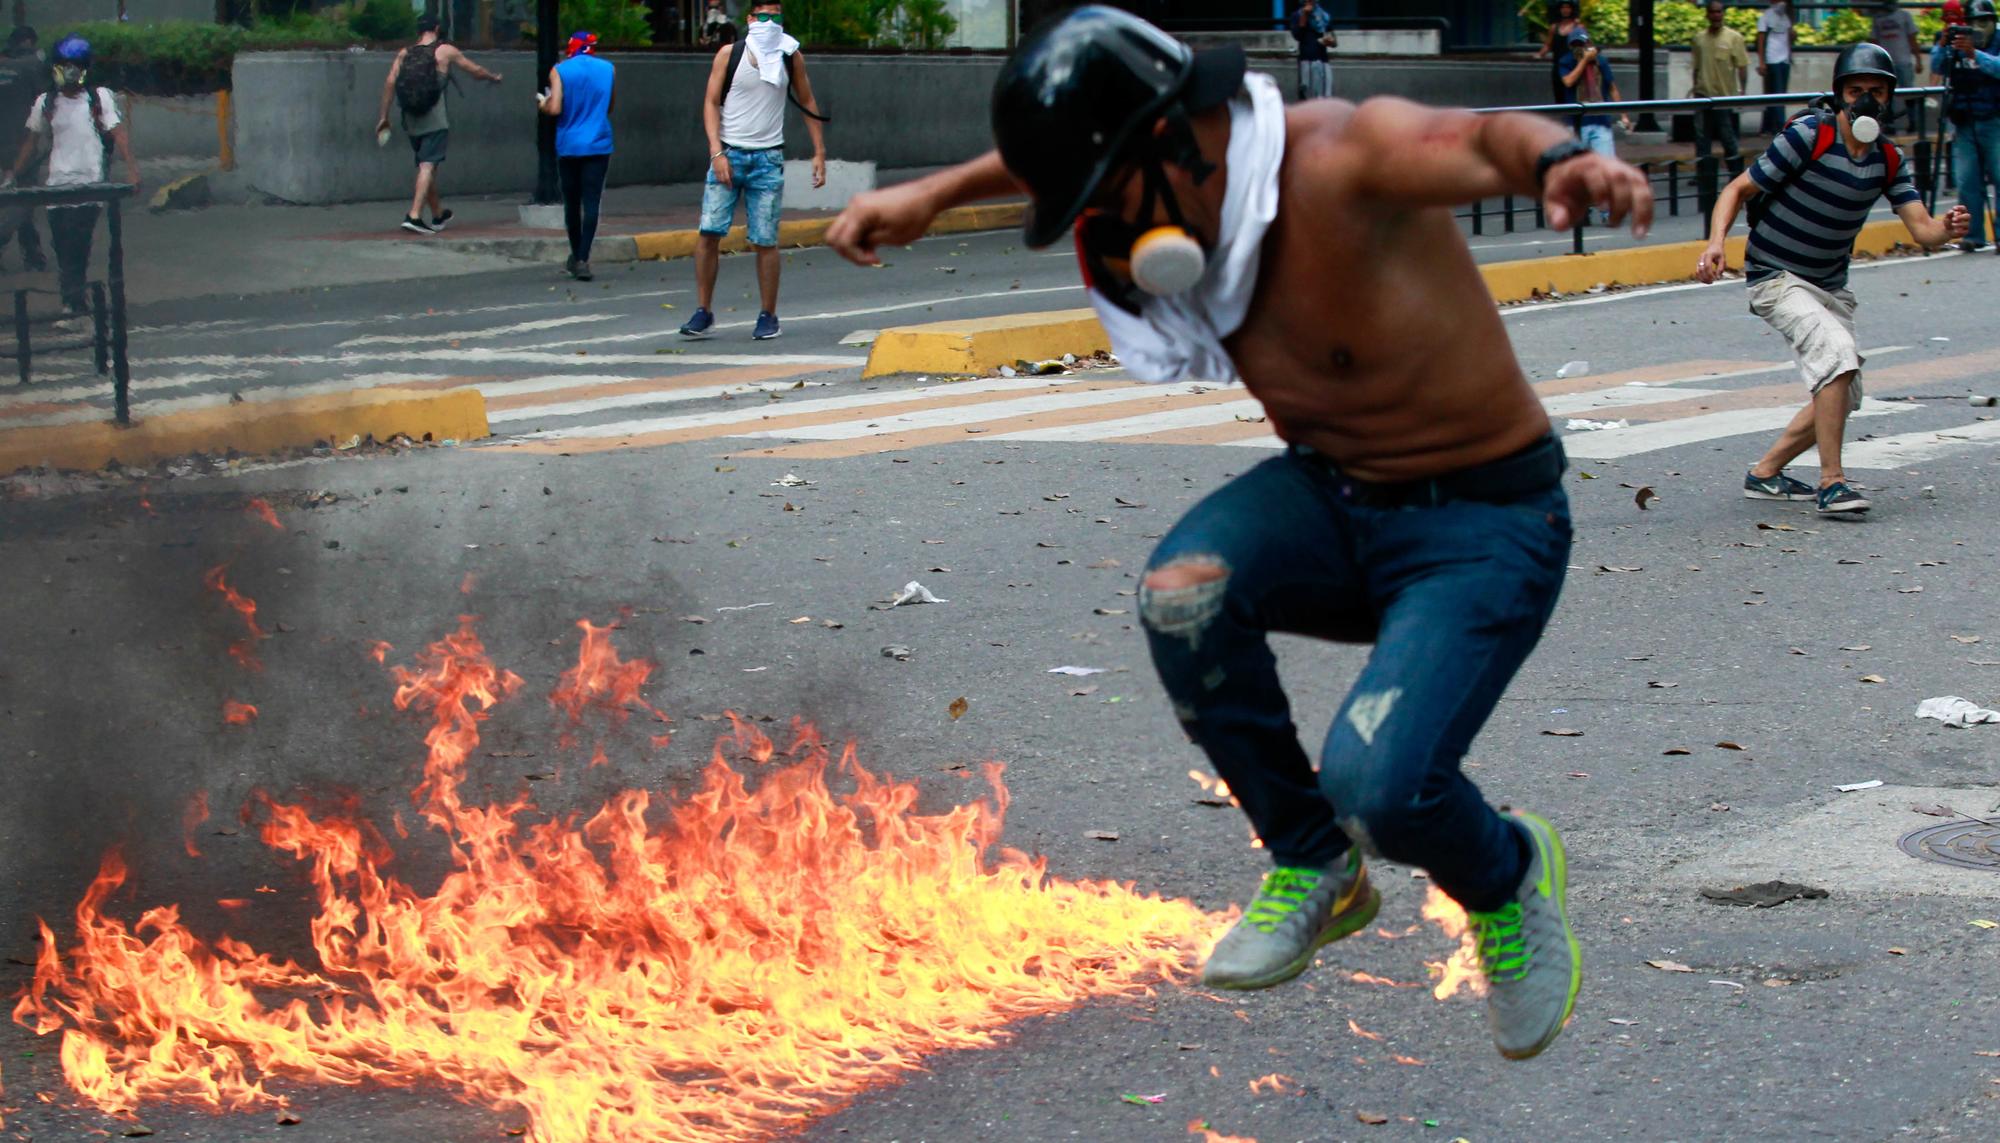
1745, 113, 1919, 291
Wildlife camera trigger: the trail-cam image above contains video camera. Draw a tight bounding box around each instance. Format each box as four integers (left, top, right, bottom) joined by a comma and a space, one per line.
1946, 23, 1975, 44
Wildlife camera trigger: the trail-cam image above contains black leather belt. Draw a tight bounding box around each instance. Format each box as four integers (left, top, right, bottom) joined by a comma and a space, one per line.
1302, 435, 1567, 509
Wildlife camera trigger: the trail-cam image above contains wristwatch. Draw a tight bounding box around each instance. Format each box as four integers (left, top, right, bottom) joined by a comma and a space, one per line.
1535, 139, 1592, 187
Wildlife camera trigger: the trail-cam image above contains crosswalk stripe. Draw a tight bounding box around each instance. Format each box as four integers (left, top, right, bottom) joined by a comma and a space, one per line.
732, 381, 1216, 442
1562, 397, 1915, 460
0, 369, 271, 410
988, 394, 1263, 442
485, 363, 835, 422
491, 375, 1118, 453
1802, 418, 2000, 469
337, 314, 623, 348
1543, 385, 1726, 417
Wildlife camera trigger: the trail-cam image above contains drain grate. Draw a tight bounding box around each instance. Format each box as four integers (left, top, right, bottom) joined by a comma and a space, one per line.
1898, 821, 2000, 872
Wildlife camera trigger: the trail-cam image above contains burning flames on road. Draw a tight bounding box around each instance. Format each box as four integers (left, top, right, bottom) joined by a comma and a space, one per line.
14, 613, 1219, 1141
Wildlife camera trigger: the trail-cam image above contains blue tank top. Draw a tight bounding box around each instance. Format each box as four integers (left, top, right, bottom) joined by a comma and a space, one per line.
554, 54, 614, 157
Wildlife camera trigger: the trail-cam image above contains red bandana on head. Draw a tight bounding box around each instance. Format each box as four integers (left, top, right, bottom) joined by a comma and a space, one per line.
566, 31, 598, 57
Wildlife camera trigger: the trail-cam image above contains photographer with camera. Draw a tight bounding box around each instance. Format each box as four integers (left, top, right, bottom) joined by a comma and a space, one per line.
1696, 45, 1969, 516
1930, 0, 2000, 250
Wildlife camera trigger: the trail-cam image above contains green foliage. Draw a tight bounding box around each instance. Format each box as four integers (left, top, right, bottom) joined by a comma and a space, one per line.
554, 0, 654, 47
789, 0, 958, 48
348, 0, 418, 43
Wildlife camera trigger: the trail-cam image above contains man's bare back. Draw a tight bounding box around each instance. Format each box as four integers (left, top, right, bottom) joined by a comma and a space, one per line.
1226, 100, 1550, 482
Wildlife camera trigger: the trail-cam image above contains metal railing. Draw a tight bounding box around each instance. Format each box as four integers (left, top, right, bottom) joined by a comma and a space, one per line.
1462, 87, 1947, 255
1, 181, 135, 422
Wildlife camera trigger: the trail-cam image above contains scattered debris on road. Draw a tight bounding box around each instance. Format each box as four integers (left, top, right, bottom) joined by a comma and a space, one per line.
1698, 881, 1829, 908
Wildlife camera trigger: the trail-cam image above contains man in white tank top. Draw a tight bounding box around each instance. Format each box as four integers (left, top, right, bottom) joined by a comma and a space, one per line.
680, 0, 828, 341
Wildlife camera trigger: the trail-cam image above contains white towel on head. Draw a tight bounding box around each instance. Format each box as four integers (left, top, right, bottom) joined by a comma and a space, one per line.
747, 21, 799, 85
1086, 71, 1286, 385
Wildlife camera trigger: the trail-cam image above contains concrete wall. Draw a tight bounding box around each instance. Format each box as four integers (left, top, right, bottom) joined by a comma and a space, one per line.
233, 50, 1553, 205
124, 93, 222, 161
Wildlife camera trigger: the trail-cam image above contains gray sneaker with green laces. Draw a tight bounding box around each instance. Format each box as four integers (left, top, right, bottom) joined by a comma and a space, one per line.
1470, 811, 1581, 1060
1202, 851, 1380, 991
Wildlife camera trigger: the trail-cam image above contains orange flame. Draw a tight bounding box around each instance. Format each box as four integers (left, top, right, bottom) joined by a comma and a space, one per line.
1349, 971, 1422, 989
202, 566, 265, 669
1247, 1072, 1296, 1095
368, 641, 393, 664
182, 793, 209, 859
245, 499, 283, 531
222, 701, 257, 726
1390, 1054, 1426, 1066
550, 618, 670, 757
1420, 886, 1488, 1000
1188, 1119, 1258, 1143
1346, 1017, 1383, 1041
15, 614, 1219, 1141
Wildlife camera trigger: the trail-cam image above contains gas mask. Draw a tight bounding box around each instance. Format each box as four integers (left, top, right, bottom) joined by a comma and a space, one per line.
1073, 115, 1215, 313
53, 62, 86, 90
1842, 91, 1889, 144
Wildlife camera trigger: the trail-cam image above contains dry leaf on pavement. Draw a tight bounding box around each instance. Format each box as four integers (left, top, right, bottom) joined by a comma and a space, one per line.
1646, 959, 1695, 973
948, 696, 969, 720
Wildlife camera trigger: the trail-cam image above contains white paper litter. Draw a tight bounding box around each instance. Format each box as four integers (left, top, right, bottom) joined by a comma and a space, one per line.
1916, 695, 2000, 728
1556, 360, 1590, 379
1047, 666, 1107, 677
874, 581, 948, 609
1835, 779, 1885, 792
771, 473, 815, 487
1565, 418, 1630, 432
716, 602, 776, 612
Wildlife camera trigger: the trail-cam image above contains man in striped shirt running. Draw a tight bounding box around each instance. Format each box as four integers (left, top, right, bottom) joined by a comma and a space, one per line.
1697, 43, 1968, 515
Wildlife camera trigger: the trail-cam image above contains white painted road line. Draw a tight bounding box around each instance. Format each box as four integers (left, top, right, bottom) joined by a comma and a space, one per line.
988, 398, 1265, 442
1561, 397, 1915, 460
1542, 385, 1726, 416
337, 314, 622, 348
487, 380, 837, 425
1801, 418, 2000, 469
731, 381, 1217, 441
517, 374, 1104, 442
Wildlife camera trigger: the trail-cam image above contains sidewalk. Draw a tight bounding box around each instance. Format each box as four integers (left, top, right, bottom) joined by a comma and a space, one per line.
9, 127, 1934, 311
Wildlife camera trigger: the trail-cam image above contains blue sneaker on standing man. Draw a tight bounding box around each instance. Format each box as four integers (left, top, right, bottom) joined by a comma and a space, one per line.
681, 0, 828, 341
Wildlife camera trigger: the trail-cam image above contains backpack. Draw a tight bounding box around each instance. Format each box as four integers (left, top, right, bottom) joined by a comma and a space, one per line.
717, 38, 830, 122
395, 42, 445, 117
1747, 111, 1901, 227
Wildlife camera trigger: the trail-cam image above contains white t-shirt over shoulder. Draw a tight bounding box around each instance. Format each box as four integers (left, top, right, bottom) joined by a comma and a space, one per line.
26, 86, 120, 187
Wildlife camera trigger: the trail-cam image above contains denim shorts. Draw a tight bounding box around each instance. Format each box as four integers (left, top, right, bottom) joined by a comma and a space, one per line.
698, 145, 785, 247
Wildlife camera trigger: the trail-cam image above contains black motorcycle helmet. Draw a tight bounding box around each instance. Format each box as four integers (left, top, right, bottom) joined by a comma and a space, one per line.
1973, 0, 1998, 20
991, 6, 1246, 248
1831, 41, 1899, 90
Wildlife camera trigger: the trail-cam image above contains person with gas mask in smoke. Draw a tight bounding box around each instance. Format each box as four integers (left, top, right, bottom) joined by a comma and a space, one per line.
828, 5, 1661, 1062
1931, 0, 2000, 250
1698, 44, 1969, 516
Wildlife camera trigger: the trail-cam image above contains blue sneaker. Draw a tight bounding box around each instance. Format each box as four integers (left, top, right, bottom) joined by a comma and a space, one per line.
1743, 469, 1817, 501
1816, 481, 1871, 514
678, 307, 715, 339
752, 311, 782, 340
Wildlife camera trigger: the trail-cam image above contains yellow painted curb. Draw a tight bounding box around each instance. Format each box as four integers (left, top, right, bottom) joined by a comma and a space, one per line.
631, 202, 1027, 261
0, 387, 489, 474
860, 219, 1921, 377
863, 307, 1111, 380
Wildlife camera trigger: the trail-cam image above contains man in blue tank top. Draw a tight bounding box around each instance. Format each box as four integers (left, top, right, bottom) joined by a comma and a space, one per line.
539, 30, 615, 280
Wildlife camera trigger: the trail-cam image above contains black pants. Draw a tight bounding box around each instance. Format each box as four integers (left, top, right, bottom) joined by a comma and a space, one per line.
47, 205, 98, 312
5, 212, 44, 268
558, 154, 611, 263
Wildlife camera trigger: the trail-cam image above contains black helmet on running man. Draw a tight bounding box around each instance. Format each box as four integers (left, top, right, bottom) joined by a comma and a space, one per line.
990, 6, 1245, 248
1831, 41, 1899, 88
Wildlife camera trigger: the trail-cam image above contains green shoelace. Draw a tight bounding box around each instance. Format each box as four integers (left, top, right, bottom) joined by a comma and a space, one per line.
1469, 901, 1530, 982
1242, 867, 1324, 932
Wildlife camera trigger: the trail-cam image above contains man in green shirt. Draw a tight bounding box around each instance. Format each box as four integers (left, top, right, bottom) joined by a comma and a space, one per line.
1691, 0, 1749, 177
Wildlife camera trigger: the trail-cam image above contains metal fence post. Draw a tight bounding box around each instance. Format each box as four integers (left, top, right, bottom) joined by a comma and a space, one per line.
1503, 193, 1516, 233
1472, 196, 1483, 236
1572, 109, 1587, 255
1696, 154, 1719, 229
12, 290, 28, 387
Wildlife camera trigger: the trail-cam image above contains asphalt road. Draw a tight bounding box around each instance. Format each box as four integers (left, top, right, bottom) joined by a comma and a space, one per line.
4, 239, 2000, 1143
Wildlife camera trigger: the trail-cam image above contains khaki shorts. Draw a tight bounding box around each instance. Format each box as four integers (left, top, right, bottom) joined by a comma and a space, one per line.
1746, 270, 1863, 411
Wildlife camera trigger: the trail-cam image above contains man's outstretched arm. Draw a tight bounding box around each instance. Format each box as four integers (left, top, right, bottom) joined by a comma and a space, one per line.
1342, 97, 1653, 235
826, 152, 1022, 265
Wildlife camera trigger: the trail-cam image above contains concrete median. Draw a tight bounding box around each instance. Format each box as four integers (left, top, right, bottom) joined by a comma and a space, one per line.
0, 387, 489, 475
861, 220, 1922, 377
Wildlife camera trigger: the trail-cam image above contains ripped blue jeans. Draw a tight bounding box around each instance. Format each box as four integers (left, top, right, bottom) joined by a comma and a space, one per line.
1140, 442, 1571, 912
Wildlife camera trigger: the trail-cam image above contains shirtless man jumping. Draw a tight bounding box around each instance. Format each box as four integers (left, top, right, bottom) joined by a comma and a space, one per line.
827, 7, 1652, 1060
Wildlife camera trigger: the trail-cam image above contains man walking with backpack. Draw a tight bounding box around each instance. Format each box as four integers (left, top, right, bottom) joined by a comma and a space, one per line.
5, 35, 138, 316
678, 0, 827, 341
375, 15, 502, 235
1696, 44, 1968, 515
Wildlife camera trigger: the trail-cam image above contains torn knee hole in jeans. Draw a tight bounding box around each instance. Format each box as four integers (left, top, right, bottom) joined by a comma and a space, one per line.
1139, 557, 1229, 648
